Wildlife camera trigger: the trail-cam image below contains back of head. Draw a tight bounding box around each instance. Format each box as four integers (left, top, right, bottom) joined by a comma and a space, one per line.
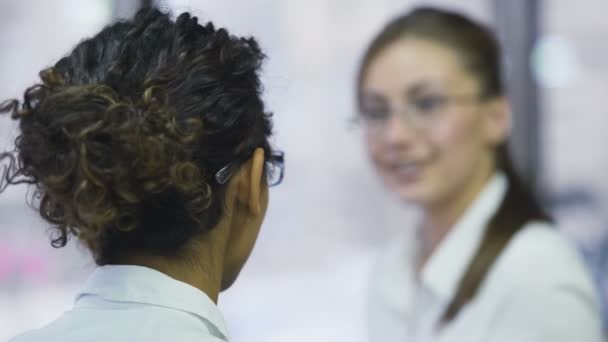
0, 8, 273, 265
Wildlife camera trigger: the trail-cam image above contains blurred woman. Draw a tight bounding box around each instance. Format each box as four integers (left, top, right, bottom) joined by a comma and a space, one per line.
1, 7, 283, 342
356, 7, 603, 341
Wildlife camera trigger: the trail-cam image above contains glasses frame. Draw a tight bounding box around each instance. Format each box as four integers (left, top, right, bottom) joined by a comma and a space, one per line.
359, 93, 485, 130
215, 149, 284, 187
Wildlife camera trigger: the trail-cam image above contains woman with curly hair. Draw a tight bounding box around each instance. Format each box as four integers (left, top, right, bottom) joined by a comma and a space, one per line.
2, 7, 283, 342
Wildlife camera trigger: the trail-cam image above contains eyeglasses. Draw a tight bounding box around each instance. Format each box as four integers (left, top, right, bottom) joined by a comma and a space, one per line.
215, 150, 284, 187
359, 93, 482, 130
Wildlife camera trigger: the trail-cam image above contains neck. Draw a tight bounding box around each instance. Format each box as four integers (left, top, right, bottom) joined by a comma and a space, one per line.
121, 220, 232, 304
417, 165, 495, 269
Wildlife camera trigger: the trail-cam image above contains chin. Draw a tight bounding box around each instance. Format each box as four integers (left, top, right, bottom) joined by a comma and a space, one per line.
392, 182, 437, 206
379, 168, 433, 204
395, 190, 427, 205
384, 177, 428, 204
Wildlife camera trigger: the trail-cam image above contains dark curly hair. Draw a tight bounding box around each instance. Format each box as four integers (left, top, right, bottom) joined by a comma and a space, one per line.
0, 7, 273, 265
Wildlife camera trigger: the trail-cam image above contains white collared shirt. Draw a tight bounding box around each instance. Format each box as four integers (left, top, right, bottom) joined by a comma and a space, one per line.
10, 265, 229, 342
368, 174, 604, 342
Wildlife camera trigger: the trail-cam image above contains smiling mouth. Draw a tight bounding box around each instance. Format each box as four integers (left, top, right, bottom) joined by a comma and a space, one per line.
385, 162, 424, 182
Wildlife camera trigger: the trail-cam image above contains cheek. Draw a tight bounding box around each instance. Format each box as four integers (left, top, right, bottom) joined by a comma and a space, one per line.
428, 114, 484, 169
364, 130, 383, 163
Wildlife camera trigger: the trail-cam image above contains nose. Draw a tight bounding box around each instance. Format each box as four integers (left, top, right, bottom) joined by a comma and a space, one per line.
382, 110, 418, 147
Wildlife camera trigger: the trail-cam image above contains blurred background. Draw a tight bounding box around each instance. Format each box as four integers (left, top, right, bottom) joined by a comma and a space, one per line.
0, 0, 606, 341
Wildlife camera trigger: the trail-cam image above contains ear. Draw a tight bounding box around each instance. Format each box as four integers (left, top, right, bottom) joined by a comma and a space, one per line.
235, 148, 266, 216
482, 96, 512, 146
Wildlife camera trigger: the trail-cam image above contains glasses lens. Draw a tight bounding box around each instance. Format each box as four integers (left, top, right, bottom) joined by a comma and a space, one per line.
266, 162, 280, 186
266, 152, 284, 187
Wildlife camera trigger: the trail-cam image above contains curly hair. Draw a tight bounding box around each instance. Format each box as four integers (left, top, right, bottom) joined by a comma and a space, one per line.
0, 8, 273, 265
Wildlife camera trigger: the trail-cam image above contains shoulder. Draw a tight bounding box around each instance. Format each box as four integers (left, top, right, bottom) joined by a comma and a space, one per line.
478, 223, 604, 341
9, 330, 40, 342
489, 221, 595, 295
9, 307, 220, 342
8, 312, 73, 342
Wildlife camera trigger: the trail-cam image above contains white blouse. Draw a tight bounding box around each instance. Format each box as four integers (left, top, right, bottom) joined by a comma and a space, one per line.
368, 174, 604, 342
10, 265, 229, 342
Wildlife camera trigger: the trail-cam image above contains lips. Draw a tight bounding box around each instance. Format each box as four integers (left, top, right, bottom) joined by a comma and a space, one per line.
384, 161, 424, 183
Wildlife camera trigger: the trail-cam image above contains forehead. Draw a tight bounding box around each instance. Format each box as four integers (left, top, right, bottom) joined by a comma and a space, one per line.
362, 38, 479, 94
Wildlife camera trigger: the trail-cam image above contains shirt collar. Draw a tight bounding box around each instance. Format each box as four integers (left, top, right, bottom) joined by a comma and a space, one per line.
420, 173, 508, 301
75, 265, 229, 340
